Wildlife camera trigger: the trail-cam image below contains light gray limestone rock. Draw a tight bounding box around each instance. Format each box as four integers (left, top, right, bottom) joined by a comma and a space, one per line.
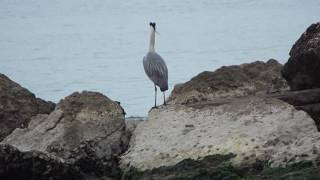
120, 97, 320, 171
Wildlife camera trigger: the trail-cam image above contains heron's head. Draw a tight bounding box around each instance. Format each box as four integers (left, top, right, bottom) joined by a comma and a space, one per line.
149, 22, 156, 30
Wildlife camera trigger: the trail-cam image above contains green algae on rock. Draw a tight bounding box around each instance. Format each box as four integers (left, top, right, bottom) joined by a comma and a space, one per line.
122, 154, 320, 180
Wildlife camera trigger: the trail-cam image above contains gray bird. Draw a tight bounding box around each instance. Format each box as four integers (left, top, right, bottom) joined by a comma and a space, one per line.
143, 22, 168, 108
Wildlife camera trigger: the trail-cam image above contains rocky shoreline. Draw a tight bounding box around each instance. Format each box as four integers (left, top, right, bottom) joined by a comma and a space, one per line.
1, 22, 320, 180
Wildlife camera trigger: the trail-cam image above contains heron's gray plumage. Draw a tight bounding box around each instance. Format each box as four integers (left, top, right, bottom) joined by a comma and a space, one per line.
144, 22, 168, 107
143, 52, 168, 92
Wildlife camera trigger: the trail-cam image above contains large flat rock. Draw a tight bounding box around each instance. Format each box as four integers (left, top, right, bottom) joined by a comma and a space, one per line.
120, 97, 320, 171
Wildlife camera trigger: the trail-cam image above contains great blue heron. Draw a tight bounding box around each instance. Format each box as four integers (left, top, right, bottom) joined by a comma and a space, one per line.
143, 22, 168, 108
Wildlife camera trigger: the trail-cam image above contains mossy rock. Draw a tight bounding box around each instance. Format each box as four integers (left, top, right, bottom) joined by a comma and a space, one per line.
248, 161, 320, 180
122, 154, 241, 180
122, 154, 320, 180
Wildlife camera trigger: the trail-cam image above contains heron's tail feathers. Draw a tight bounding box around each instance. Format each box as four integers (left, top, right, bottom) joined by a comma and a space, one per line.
160, 84, 168, 92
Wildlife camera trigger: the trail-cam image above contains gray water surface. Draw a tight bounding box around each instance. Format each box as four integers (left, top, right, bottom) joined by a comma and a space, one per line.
0, 0, 319, 116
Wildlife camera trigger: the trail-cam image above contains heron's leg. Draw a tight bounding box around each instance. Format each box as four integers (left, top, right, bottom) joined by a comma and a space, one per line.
163, 92, 166, 105
154, 84, 157, 108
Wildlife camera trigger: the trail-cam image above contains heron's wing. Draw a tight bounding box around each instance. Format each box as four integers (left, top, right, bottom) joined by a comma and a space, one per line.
143, 52, 168, 90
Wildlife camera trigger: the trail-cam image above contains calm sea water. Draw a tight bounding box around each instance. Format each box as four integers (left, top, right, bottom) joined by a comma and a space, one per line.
0, 0, 319, 116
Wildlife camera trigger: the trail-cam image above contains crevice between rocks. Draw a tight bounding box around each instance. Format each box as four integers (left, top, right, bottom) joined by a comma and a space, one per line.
45, 114, 64, 132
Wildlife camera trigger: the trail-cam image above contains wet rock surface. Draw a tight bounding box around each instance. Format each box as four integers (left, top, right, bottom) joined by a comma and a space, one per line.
282, 22, 320, 91
2, 91, 129, 178
0, 74, 55, 141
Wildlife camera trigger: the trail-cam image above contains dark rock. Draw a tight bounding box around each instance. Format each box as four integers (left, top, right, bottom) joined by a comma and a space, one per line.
169, 59, 286, 104
0, 144, 85, 180
289, 22, 320, 57
268, 88, 320, 106
282, 22, 320, 90
69, 138, 124, 178
0, 74, 55, 141
271, 23, 320, 130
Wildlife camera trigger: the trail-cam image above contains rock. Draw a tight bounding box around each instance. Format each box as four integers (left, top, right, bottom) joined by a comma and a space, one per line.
2, 91, 129, 177
124, 154, 320, 180
268, 88, 320, 130
268, 77, 289, 94
289, 22, 320, 57
0, 74, 55, 141
282, 22, 320, 90
121, 56, 320, 178
169, 59, 286, 104
120, 97, 320, 171
0, 144, 85, 180
124, 154, 241, 180
125, 118, 144, 136
279, 22, 320, 129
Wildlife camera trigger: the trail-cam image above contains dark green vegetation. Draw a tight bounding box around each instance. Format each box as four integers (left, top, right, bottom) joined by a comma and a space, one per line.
248, 161, 320, 180
123, 154, 320, 180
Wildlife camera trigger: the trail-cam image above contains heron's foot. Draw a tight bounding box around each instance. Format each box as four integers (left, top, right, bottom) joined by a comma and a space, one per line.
152, 105, 158, 109
149, 106, 158, 113
163, 102, 167, 106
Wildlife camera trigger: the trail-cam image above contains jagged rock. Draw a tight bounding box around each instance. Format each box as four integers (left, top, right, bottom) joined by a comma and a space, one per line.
282, 22, 320, 90
280, 22, 320, 129
0, 74, 55, 141
0, 144, 85, 180
169, 59, 286, 104
120, 96, 320, 171
289, 22, 320, 57
2, 91, 129, 177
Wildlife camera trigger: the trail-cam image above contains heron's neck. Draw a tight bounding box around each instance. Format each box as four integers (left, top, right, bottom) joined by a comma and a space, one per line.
149, 28, 155, 52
